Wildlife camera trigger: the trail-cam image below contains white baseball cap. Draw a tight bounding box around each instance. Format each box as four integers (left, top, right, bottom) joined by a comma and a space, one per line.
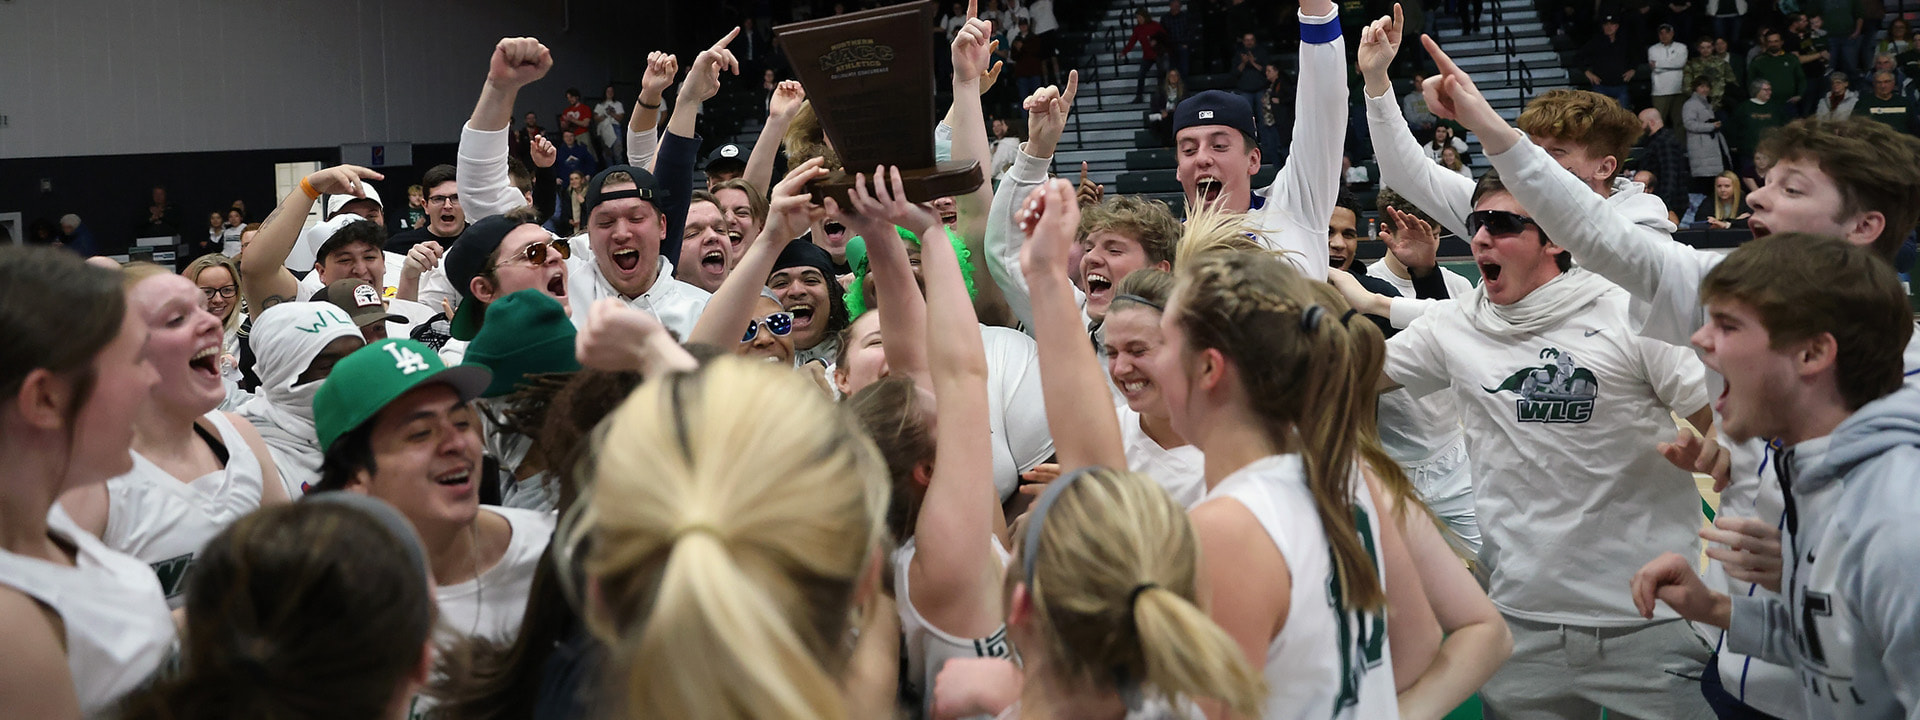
324, 184, 384, 219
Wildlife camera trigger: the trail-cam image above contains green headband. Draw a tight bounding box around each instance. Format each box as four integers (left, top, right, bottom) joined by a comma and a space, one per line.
842, 225, 977, 317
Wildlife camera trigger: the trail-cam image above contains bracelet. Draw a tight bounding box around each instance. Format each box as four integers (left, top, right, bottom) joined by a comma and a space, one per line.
637, 97, 662, 110
299, 177, 320, 200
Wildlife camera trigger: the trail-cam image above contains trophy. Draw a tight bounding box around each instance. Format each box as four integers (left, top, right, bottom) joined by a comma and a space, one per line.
775, 1, 985, 206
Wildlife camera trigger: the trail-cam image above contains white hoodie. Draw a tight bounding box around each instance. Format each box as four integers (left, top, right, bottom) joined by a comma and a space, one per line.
234, 302, 365, 497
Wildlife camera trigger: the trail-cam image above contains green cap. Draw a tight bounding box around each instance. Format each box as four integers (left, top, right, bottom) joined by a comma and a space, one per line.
463, 289, 581, 398
313, 338, 493, 452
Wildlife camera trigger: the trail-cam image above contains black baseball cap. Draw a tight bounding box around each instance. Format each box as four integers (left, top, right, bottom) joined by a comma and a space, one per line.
705, 143, 749, 175
582, 165, 661, 219
1172, 90, 1260, 139
445, 214, 531, 341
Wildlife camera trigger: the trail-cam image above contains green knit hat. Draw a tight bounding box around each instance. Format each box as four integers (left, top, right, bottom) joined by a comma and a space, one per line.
842, 224, 977, 316
462, 289, 581, 398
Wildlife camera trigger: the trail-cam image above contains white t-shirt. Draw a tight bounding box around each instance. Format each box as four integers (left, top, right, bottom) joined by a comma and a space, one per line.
1117, 404, 1206, 508
102, 412, 268, 608
437, 506, 555, 645
1026, 0, 1058, 33
0, 506, 175, 717
1201, 455, 1398, 720
564, 243, 711, 343
1384, 284, 1710, 625
594, 99, 625, 148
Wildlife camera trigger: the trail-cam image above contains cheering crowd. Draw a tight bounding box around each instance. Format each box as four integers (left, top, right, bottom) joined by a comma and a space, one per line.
5, 0, 1920, 718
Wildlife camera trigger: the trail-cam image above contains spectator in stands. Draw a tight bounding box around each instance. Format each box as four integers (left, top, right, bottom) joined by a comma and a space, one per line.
1123, 10, 1170, 103
387, 165, 465, 256
1685, 36, 1735, 109
59, 214, 98, 257
1708, 0, 1745, 52
1025, 0, 1061, 84
1730, 79, 1788, 164
1161, 0, 1197, 76
1148, 67, 1186, 145
1794, 14, 1833, 82
1402, 71, 1437, 141
988, 116, 1022, 180
1259, 64, 1289, 162
1700, 170, 1751, 228
1870, 53, 1910, 91
1684, 78, 1730, 195
558, 130, 599, 179
509, 112, 543, 165
1581, 16, 1639, 109
194, 213, 225, 263
1815, 70, 1860, 120
1011, 20, 1046, 98
1822, 0, 1865, 80
559, 88, 592, 154
404, 185, 426, 231
941, 1, 969, 40
1458, 0, 1485, 34
221, 208, 245, 257
1858, 70, 1915, 131
1878, 19, 1913, 59
1438, 145, 1474, 178
1637, 108, 1694, 215
1231, 32, 1270, 114
1749, 30, 1807, 110
1424, 123, 1469, 162
1650, 24, 1690, 126
594, 84, 626, 162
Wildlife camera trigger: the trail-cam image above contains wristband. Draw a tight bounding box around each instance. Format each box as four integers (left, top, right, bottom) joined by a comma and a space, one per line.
637, 97, 662, 110
300, 177, 320, 200
1301, 16, 1344, 45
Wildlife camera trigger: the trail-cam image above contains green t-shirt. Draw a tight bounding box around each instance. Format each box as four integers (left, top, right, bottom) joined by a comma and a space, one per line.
1748, 52, 1806, 100
1732, 100, 1790, 153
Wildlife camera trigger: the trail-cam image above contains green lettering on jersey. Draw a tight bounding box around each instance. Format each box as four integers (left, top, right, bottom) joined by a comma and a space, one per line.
1328, 506, 1386, 717
149, 552, 195, 600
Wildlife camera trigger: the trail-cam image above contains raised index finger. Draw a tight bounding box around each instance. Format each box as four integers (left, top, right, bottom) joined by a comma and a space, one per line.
1392, 3, 1404, 33
712, 26, 741, 51
967, 0, 978, 20
1422, 35, 1466, 78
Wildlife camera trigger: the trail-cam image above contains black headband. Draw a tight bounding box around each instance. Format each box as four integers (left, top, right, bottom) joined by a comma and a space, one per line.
1111, 293, 1164, 311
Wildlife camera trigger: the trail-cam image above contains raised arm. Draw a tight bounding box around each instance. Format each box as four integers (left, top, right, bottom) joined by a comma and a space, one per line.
947, 2, 1018, 329
689, 159, 828, 348
1263, 0, 1346, 274
745, 81, 807, 199
460, 37, 553, 221
239, 165, 383, 314
627, 51, 676, 172
983, 74, 1080, 331
659, 28, 740, 263
1423, 35, 1720, 347
842, 168, 933, 390
1360, 8, 1477, 238
867, 166, 1003, 639
1018, 179, 1127, 470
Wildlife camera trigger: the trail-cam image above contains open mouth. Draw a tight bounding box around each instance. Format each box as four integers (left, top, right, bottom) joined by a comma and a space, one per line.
1118, 378, 1150, 397
824, 221, 846, 238
788, 302, 816, 329
1195, 178, 1224, 204
546, 272, 568, 297
434, 467, 474, 488
1085, 272, 1112, 296
438, 213, 457, 226
940, 211, 958, 225
189, 344, 221, 378
701, 249, 726, 273
612, 248, 641, 273
1747, 219, 1771, 238
1328, 254, 1349, 268
1479, 260, 1503, 282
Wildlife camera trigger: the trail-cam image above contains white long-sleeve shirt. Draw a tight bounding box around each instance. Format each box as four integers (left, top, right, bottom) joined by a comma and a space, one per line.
1650, 42, 1689, 96
1241, 6, 1346, 282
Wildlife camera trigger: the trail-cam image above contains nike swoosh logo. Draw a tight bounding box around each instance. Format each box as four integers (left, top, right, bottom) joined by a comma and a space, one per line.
1584, 329, 1604, 337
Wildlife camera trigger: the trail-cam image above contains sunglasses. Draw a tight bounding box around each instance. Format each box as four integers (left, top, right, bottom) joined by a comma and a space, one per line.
1467, 209, 1538, 238
743, 311, 794, 343
501, 239, 571, 266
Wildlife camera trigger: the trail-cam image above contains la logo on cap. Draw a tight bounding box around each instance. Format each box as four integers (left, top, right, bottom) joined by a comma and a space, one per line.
720, 145, 740, 158
1199, 110, 1215, 120
353, 284, 382, 308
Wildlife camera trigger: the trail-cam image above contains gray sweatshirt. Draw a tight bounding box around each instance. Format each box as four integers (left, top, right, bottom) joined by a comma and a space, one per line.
1728, 386, 1920, 719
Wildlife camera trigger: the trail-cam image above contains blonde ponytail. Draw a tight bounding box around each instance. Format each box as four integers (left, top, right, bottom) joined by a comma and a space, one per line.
1020, 468, 1267, 714
568, 357, 891, 720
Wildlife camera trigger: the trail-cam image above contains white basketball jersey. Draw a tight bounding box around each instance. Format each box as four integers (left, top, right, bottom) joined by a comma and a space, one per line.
0, 506, 175, 717
1201, 455, 1398, 720
894, 537, 1016, 718
103, 412, 267, 608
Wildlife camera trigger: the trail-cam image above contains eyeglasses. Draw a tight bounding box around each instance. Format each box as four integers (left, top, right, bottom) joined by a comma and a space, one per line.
743, 311, 794, 343
199, 285, 238, 299
500, 239, 571, 267
1466, 209, 1538, 238
426, 195, 460, 207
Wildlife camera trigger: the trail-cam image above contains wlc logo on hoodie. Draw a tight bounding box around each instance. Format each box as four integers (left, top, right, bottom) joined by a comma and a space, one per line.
1484, 347, 1599, 423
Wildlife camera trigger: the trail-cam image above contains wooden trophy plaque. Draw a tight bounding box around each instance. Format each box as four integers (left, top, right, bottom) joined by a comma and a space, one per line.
775, 1, 985, 206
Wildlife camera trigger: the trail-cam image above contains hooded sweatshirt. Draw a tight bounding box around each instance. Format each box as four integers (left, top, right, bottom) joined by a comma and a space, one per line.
234, 302, 364, 498
1385, 269, 1712, 624
1728, 387, 1920, 719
